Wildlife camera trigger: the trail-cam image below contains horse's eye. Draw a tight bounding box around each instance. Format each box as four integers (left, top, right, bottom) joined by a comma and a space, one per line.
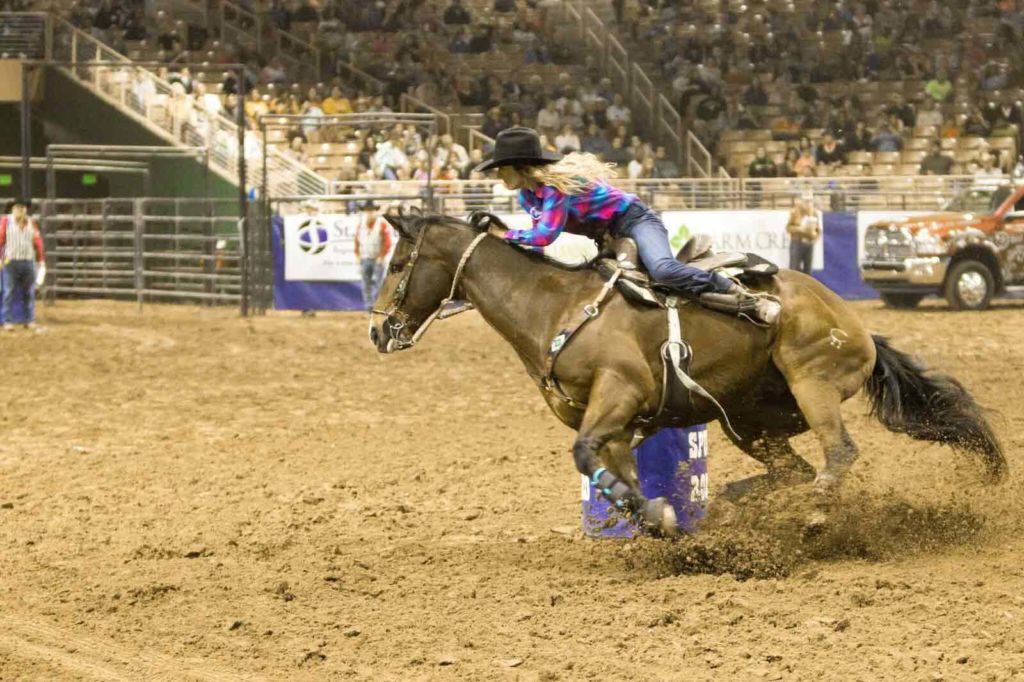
389, 261, 405, 274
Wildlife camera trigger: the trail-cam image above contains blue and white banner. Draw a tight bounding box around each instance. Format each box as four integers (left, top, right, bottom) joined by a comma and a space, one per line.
272, 216, 364, 310
283, 213, 362, 282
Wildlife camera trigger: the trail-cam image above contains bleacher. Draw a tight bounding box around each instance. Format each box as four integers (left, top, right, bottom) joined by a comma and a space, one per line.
604, 0, 1022, 178
721, 128, 1019, 178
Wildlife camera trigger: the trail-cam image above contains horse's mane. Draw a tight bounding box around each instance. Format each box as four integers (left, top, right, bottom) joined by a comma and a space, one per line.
410, 212, 603, 272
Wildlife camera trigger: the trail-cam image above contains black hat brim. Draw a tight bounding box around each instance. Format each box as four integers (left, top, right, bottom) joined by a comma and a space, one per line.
473, 150, 562, 174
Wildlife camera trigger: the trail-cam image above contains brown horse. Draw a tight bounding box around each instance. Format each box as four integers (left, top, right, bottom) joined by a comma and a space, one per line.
368, 211, 1005, 534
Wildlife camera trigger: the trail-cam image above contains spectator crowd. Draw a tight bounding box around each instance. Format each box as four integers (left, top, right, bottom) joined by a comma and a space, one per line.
54, 0, 1024, 184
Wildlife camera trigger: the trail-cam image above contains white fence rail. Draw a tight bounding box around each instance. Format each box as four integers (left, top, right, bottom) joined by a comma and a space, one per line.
326, 175, 986, 212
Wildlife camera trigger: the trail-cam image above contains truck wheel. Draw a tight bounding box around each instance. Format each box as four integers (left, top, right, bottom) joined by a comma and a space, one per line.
880, 293, 924, 309
944, 259, 994, 311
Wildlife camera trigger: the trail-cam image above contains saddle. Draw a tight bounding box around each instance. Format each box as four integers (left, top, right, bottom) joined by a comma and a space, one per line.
596, 235, 780, 310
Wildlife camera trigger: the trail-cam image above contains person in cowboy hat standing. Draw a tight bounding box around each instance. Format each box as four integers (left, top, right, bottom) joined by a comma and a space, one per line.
0, 197, 45, 331
354, 200, 392, 311
474, 127, 780, 323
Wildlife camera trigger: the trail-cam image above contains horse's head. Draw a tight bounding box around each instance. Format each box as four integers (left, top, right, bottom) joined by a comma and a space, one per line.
368, 209, 489, 353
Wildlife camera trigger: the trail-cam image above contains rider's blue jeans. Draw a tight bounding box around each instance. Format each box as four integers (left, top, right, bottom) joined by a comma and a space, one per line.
617, 202, 733, 296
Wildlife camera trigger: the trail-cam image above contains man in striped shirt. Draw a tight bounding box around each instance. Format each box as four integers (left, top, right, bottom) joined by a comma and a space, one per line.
0, 198, 45, 330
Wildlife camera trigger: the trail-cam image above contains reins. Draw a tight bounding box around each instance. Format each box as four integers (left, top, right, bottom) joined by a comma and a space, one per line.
371, 226, 488, 351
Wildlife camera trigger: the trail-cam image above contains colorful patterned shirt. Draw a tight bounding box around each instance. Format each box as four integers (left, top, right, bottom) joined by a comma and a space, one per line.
504, 182, 637, 247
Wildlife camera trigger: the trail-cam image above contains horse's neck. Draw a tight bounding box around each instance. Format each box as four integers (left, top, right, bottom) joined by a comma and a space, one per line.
458, 238, 589, 372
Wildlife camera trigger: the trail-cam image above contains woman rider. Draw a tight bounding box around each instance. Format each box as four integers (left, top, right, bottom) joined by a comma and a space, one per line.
473, 127, 780, 324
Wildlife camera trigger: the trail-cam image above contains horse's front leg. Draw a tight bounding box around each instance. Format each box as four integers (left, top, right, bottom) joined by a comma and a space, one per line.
572, 371, 677, 536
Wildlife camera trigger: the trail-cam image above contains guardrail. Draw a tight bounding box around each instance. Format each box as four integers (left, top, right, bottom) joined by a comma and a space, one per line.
467, 128, 495, 157
49, 18, 328, 196
325, 175, 989, 212
399, 93, 452, 136
553, 1, 687, 170
336, 60, 386, 96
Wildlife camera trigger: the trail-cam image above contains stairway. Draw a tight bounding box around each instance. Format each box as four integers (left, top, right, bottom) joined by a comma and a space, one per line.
47, 16, 328, 196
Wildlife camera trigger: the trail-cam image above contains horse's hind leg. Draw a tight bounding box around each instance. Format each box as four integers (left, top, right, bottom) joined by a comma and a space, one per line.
719, 428, 817, 502
788, 382, 859, 496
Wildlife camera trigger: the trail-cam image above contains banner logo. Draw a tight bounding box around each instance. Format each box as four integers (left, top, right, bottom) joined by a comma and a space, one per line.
297, 219, 336, 256
670, 223, 691, 250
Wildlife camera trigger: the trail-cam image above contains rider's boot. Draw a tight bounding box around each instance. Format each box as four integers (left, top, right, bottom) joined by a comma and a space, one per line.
700, 283, 781, 325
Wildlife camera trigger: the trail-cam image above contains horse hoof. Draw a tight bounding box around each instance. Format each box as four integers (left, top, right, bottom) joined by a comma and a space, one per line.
643, 497, 678, 537
803, 511, 828, 537
813, 472, 841, 497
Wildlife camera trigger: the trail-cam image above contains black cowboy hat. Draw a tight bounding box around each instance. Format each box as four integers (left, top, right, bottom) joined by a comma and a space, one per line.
4, 197, 31, 213
472, 126, 562, 173
360, 200, 381, 211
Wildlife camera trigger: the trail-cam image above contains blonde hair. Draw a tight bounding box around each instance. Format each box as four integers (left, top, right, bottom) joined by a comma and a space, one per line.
518, 152, 619, 195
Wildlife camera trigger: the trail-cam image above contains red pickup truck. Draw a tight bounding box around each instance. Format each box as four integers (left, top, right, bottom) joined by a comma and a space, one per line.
860, 181, 1024, 310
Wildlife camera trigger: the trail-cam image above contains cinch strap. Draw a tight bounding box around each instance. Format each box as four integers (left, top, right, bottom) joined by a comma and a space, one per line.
662, 296, 740, 442
539, 268, 622, 410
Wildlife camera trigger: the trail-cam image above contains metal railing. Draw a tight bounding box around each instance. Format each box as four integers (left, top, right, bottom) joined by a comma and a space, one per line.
49, 18, 328, 196
686, 131, 714, 178
399, 93, 452, 136
162, 0, 321, 79
223, 0, 318, 79
467, 128, 495, 157
336, 60, 386, 96
41, 198, 244, 307
552, 1, 686, 169
325, 174, 987, 212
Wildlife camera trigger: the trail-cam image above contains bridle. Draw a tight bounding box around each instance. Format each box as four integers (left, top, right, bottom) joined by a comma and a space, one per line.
371, 223, 488, 352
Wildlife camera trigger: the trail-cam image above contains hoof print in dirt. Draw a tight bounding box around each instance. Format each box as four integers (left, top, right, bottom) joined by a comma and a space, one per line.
299, 650, 326, 666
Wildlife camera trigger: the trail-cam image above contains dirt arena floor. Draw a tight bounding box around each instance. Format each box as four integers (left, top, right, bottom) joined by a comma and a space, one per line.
2, 298, 1024, 681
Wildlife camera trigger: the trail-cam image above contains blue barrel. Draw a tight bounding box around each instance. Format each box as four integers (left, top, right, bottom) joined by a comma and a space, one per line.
581, 425, 709, 537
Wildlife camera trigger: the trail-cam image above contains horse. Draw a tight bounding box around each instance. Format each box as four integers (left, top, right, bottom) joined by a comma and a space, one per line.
368, 210, 1006, 535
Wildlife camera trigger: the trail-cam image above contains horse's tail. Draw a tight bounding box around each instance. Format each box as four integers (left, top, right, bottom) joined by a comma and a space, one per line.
864, 334, 1006, 483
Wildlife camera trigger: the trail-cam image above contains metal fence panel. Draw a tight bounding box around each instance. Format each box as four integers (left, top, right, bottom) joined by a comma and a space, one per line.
42, 198, 244, 308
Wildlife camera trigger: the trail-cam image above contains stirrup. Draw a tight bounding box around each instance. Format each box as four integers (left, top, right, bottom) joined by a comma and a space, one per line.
700, 288, 780, 326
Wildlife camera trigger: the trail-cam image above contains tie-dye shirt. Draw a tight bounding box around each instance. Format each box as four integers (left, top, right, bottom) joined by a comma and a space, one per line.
504, 182, 637, 247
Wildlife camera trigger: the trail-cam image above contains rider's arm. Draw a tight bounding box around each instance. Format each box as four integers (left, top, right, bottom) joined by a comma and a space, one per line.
504, 186, 569, 247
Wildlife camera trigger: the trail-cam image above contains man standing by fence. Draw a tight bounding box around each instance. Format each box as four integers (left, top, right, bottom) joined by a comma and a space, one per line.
786, 191, 820, 275
354, 201, 392, 312
0, 198, 45, 331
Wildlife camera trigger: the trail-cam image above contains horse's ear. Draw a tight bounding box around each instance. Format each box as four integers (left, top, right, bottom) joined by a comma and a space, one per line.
467, 211, 508, 233
384, 209, 415, 238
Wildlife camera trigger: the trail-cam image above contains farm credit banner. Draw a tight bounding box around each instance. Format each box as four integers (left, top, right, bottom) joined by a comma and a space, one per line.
661, 210, 824, 271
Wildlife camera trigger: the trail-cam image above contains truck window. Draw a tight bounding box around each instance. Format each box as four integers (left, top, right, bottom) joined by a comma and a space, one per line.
990, 186, 1011, 211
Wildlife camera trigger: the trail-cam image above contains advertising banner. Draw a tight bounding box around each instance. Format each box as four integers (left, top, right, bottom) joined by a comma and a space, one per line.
661, 210, 824, 271
272, 217, 364, 310
282, 213, 367, 282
